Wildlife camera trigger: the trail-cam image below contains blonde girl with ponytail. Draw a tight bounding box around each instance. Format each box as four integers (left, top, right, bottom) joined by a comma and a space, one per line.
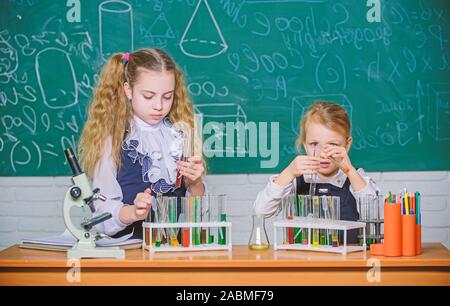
253, 101, 379, 243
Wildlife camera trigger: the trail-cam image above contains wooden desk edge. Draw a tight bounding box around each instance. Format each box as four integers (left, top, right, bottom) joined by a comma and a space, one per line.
0, 243, 449, 269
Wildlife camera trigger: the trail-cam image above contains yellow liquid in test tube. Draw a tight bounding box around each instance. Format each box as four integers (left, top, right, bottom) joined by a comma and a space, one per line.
312, 196, 320, 247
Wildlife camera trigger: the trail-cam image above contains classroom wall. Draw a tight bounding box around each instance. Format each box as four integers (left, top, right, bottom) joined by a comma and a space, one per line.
0, 172, 449, 251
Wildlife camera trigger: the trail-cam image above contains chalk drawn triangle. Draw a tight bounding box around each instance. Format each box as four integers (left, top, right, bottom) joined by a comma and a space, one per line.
150, 13, 175, 38
179, 0, 228, 59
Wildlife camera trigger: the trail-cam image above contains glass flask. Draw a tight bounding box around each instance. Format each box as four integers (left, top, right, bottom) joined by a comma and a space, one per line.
248, 215, 270, 250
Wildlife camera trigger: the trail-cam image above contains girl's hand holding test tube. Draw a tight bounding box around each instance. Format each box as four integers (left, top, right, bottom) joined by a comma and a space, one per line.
322, 144, 353, 173
177, 156, 205, 194
275, 155, 321, 186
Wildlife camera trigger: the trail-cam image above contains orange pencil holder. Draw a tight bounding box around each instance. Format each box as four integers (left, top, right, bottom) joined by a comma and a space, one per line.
416, 224, 422, 255
384, 202, 402, 257
401, 214, 416, 256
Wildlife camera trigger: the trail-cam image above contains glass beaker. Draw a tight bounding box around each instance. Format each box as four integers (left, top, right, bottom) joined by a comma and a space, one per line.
248, 215, 270, 250
304, 144, 324, 196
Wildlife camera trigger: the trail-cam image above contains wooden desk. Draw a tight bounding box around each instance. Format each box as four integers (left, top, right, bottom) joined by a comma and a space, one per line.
0, 244, 449, 286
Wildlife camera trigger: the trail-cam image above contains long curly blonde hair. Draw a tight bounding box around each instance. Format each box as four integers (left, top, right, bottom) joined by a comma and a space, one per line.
78, 48, 198, 177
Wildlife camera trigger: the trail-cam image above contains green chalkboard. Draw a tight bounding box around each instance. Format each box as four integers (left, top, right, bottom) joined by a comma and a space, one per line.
1, 0, 449, 176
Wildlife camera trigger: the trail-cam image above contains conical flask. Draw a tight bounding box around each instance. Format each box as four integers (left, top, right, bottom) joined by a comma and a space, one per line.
248, 215, 270, 250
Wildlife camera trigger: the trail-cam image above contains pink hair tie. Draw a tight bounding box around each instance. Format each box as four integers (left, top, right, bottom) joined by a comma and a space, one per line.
121, 52, 131, 64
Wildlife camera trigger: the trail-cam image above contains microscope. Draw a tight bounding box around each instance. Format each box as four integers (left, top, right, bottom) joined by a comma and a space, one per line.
63, 147, 124, 259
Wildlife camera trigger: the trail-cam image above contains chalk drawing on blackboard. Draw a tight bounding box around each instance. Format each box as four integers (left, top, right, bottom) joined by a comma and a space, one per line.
427, 83, 450, 141
315, 53, 347, 93
291, 94, 353, 135
180, 0, 228, 59
35, 48, 78, 110
99, 0, 134, 59
0, 31, 19, 79
194, 103, 247, 155
149, 13, 175, 39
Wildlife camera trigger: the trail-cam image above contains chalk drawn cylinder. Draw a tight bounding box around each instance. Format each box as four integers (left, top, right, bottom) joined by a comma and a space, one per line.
35, 48, 78, 109
99, 0, 134, 59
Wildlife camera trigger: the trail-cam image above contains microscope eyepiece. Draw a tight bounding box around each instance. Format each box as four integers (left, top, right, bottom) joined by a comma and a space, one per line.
64, 147, 83, 177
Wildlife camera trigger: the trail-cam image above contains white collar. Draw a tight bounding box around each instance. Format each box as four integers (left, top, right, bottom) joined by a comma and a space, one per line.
315, 169, 347, 188
123, 115, 183, 186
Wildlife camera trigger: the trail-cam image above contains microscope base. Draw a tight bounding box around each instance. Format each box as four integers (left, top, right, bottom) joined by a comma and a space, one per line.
67, 242, 125, 259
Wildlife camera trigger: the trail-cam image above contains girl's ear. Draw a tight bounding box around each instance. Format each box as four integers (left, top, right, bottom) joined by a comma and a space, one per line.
346, 136, 353, 151
123, 82, 132, 100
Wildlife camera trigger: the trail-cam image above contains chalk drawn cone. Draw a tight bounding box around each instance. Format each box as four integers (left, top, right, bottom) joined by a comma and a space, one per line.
180, 0, 228, 59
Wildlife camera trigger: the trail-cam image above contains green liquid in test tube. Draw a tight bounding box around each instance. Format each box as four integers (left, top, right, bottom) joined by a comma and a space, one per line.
218, 196, 226, 245
193, 197, 200, 245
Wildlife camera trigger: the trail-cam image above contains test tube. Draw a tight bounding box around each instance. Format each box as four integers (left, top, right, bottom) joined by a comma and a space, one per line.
181, 197, 190, 247
331, 196, 340, 247
217, 195, 226, 245
308, 144, 323, 196
161, 195, 171, 246
294, 195, 302, 244
154, 194, 162, 247
319, 196, 328, 245
301, 195, 311, 245
319, 196, 328, 246
206, 195, 214, 244
312, 196, 320, 247
281, 195, 289, 244
193, 196, 200, 245
282, 194, 295, 244
176, 127, 194, 188
169, 197, 179, 246
200, 196, 208, 244
145, 198, 151, 248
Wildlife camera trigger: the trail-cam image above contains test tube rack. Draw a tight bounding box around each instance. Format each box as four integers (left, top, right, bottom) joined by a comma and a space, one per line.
143, 221, 232, 253
273, 217, 367, 255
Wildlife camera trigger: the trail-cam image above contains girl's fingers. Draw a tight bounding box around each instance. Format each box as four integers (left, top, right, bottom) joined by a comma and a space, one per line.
187, 156, 202, 162
301, 166, 320, 172
302, 170, 317, 176
180, 169, 198, 178
135, 209, 147, 218
140, 194, 151, 203
180, 165, 196, 174
325, 150, 340, 158
327, 147, 345, 155
134, 201, 150, 209
184, 174, 197, 181
303, 156, 321, 162
297, 161, 320, 168
180, 163, 204, 174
